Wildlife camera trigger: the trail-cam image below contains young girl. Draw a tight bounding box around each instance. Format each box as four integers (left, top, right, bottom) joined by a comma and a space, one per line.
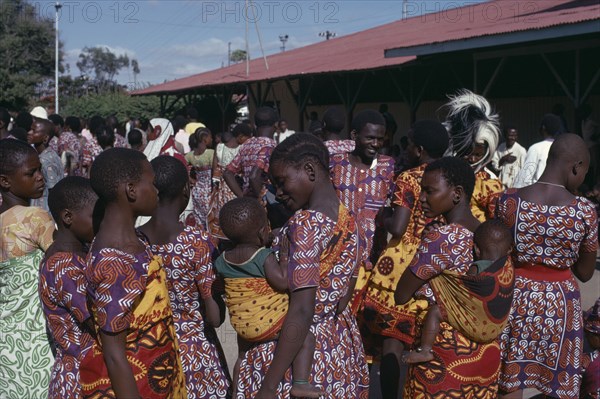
236, 133, 369, 399
79, 148, 187, 399
215, 197, 324, 398
139, 155, 232, 399
39, 176, 98, 398
0, 138, 55, 398
186, 128, 214, 229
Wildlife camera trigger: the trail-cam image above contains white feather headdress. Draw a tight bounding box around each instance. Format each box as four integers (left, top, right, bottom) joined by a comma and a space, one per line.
442, 89, 500, 172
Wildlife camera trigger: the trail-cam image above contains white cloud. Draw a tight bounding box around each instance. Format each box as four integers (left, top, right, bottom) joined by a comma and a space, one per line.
62, 35, 318, 85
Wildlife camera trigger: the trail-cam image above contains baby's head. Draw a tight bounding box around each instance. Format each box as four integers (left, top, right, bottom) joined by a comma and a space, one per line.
220, 197, 270, 246
473, 219, 512, 262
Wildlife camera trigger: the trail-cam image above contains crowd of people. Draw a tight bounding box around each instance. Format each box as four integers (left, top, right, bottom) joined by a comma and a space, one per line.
0, 89, 598, 399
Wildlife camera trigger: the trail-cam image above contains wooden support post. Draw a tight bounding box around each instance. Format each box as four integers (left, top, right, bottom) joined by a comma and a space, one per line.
482, 57, 507, 97
541, 53, 575, 103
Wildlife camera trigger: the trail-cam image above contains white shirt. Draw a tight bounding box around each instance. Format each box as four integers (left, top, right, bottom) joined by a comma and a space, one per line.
275, 129, 295, 144
174, 129, 191, 154
491, 141, 527, 188
512, 138, 554, 188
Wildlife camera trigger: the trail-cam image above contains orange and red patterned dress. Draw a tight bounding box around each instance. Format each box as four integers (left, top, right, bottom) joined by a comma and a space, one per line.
357, 163, 432, 358
81, 244, 187, 399
471, 167, 503, 221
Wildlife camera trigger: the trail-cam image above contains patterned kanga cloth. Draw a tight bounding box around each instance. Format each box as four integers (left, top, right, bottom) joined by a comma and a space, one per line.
496, 189, 599, 399
403, 224, 501, 399
0, 205, 55, 398
81, 244, 187, 399
39, 252, 94, 399
151, 226, 232, 399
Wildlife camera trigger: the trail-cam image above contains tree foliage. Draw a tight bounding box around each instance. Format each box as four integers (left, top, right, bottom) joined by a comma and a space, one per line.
76, 46, 130, 89
0, 0, 62, 109
230, 49, 248, 63
61, 92, 160, 122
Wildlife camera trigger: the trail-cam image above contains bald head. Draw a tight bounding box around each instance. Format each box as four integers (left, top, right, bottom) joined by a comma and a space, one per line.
547, 133, 590, 166
34, 119, 53, 135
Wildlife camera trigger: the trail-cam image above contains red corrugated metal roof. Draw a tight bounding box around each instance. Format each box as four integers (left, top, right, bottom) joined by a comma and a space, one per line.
133, 0, 600, 95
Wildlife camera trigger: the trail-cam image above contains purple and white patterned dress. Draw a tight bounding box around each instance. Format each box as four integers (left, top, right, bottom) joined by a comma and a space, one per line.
329, 152, 395, 264
150, 226, 232, 399
496, 189, 599, 399
39, 252, 93, 399
225, 136, 275, 196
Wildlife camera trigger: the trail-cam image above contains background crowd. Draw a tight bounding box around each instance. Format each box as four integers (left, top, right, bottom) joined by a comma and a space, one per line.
0, 89, 598, 399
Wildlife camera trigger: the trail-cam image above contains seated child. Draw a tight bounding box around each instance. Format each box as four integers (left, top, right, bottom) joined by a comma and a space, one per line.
404, 219, 513, 363
79, 148, 186, 399
582, 297, 600, 399
215, 197, 324, 398
39, 176, 97, 398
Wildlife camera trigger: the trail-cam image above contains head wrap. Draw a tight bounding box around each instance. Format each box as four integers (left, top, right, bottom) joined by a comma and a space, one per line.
442, 89, 500, 172
144, 118, 174, 162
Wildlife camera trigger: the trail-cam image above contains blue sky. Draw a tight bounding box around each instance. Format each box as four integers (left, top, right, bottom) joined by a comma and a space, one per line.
34, 0, 485, 87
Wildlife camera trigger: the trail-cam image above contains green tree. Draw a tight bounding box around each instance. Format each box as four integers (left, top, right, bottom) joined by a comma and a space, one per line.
62, 91, 161, 122
230, 49, 248, 63
76, 46, 130, 91
0, 0, 63, 109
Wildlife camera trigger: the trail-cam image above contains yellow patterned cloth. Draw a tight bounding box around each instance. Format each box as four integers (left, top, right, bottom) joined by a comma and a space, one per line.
0, 205, 55, 261
81, 249, 187, 399
429, 256, 514, 343
471, 168, 503, 222
357, 164, 432, 355
224, 278, 289, 342
0, 206, 55, 398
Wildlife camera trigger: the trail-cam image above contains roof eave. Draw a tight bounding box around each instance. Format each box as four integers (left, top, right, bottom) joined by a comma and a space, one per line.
384, 19, 600, 58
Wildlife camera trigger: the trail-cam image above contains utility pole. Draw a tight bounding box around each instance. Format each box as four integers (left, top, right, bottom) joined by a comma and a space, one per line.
54, 1, 62, 114
279, 34, 289, 52
228, 41, 231, 67
319, 30, 336, 40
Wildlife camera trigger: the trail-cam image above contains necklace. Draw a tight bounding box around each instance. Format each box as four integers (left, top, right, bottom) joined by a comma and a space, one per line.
536, 181, 565, 189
